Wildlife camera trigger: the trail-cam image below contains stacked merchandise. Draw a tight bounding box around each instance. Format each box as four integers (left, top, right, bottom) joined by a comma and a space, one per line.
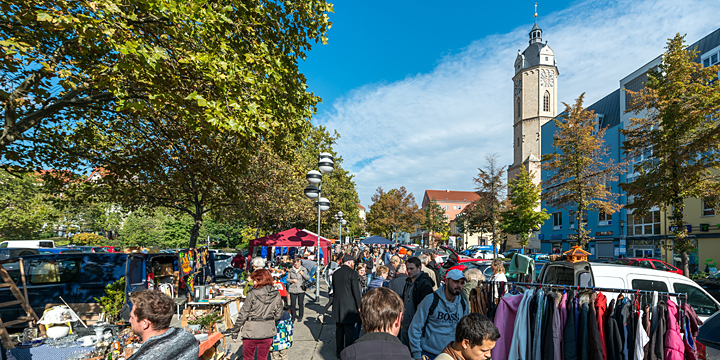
472, 282, 702, 360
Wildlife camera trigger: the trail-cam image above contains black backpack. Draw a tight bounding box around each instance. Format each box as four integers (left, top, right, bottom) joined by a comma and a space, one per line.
421, 292, 467, 338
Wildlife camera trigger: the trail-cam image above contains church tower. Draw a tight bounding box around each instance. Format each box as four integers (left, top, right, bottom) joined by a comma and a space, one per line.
507, 10, 559, 185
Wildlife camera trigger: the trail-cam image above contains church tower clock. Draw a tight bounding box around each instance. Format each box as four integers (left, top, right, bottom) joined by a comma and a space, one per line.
508, 11, 559, 185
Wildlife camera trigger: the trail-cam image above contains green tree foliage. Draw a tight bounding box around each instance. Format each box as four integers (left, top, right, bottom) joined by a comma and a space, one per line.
366, 187, 421, 241
1, 0, 333, 154
421, 200, 448, 248
72, 232, 106, 245
0, 172, 53, 239
621, 34, 720, 276
94, 277, 126, 323
498, 167, 550, 250
543, 94, 624, 247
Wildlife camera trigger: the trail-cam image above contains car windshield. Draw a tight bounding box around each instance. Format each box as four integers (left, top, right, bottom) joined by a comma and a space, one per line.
709, 272, 720, 280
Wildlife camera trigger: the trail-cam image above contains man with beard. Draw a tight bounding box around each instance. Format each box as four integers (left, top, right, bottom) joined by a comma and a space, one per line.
408, 269, 469, 360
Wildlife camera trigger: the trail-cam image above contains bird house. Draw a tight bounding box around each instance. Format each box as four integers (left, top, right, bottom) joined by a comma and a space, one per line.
563, 246, 591, 263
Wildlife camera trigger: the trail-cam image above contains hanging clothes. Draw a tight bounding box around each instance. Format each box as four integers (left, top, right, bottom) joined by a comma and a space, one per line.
595, 292, 608, 360
542, 292, 557, 360
508, 288, 535, 360
664, 300, 684, 360
681, 303, 702, 360
588, 292, 605, 360
634, 309, 650, 360
532, 289, 545, 360
621, 297, 635, 360
492, 293, 523, 360
579, 302, 591, 360
642, 304, 651, 360
564, 290, 578, 360
649, 300, 667, 360
605, 307, 623, 360
554, 292, 568, 360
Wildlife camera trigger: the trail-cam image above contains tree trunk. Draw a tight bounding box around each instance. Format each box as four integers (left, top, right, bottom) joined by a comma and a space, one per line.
681, 250, 689, 277
189, 216, 203, 248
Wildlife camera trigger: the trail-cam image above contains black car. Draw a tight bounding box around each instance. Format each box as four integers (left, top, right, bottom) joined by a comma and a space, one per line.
697, 311, 720, 358
696, 272, 720, 302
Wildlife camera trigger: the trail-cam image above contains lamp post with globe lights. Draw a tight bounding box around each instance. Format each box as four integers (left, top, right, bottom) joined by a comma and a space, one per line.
303, 152, 334, 300
334, 211, 347, 244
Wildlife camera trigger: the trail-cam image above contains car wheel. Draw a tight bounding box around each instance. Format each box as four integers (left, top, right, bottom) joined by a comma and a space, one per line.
223, 268, 234, 278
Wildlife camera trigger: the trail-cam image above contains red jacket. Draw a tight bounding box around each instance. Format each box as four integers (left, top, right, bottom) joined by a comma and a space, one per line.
595, 292, 608, 360
231, 255, 245, 269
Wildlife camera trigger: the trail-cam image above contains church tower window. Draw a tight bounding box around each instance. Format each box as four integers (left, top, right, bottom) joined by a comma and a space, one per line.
516, 97, 521, 119
543, 91, 550, 112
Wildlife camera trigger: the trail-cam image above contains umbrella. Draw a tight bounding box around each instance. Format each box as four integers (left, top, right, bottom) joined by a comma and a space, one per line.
359, 236, 394, 245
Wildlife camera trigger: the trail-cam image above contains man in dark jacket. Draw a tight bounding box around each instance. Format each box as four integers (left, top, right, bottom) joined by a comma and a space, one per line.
333, 255, 363, 357
340, 287, 412, 360
399, 257, 434, 347
386, 264, 408, 298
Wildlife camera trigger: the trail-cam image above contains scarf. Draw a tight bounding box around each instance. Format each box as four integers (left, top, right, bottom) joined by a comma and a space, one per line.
441, 342, 465, 360
292, 266, 301, 274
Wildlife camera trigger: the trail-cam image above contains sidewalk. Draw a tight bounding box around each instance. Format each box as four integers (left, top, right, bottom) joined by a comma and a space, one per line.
227, 283, 339, 359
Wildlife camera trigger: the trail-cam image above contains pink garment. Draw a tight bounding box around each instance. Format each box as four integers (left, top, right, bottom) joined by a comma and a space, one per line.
492, 294, 524, 360
664, 299, 684, 360
554, 292, 568, 360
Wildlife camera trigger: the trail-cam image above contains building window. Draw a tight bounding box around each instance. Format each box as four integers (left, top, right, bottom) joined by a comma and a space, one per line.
705, 58, 711, 67
598, 210, 611, 226
553, 212, 562, 230
627, 210, 661, 236
702, 198, 715, 217
517, 98, 521, 119
444, 205, 449, 211
543, 91, 550, 112
712, 53, 719, 65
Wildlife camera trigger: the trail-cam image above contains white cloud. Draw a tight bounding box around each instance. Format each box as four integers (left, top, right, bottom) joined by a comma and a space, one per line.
316, 0, 720, 206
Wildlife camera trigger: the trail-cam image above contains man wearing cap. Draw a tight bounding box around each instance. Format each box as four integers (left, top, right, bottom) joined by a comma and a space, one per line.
332, 254, 363, 358
408, 269, 469, 360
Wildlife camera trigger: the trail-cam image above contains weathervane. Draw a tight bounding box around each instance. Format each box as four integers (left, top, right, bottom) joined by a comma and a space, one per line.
534, 3, 538, 24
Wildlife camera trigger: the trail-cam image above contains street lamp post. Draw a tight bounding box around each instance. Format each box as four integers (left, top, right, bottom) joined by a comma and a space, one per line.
304, 152, 334, 301
335, 211, 347, 244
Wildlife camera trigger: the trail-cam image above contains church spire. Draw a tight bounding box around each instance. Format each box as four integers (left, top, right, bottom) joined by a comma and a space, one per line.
529, 3, 542, 45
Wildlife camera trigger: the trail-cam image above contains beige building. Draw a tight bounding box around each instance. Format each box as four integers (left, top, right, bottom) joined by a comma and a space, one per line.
506, 14, 559, 252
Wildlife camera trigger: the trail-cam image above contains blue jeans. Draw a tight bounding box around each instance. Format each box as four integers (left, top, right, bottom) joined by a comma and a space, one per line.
232, 268, 244, 281
366, 273, 373, 288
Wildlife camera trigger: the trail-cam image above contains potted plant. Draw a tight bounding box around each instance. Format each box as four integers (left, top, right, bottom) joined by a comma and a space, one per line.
187, 311, 223, 332
94, 277, 126, 324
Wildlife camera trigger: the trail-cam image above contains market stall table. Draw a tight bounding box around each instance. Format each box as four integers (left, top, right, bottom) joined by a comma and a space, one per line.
184, 297, 243, 330
198, 332, 224, 359
8, 344, 86, 360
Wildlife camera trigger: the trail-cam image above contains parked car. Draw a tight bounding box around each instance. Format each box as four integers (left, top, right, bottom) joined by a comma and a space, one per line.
0, 240, 55, 249
0, 248, 39, 260
695, 271, 720, 302
697, 310, 720, 359
607, 257, 683, 275
501, 249, 521, 258
538, 260, 720, 320
213, 253, 235, 278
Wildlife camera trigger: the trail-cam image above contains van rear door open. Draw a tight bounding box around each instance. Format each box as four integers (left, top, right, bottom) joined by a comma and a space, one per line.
538, 261, 594, 287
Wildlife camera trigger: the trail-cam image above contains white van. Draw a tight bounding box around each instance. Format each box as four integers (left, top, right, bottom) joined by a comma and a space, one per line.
0, 240, 55, 249
538, 261, 720, 321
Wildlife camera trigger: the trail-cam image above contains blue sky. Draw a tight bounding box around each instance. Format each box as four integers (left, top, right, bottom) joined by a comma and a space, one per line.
299, 0, 720, 207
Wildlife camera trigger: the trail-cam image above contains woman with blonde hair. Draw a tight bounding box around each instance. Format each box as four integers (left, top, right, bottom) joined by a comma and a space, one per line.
356, 263, 368, 291
488, 259, 507, 299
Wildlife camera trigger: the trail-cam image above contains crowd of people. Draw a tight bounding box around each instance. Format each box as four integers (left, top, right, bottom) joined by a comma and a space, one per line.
327, 244, 502, 360
117, 243, 502, 360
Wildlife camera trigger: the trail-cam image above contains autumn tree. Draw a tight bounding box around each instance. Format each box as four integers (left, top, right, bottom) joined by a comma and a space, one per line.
543, 94, 624, 247
473, 154, 506, 257
1, 0, 332, 158
621, 34, 720, 276
366, 187, 421, 241
498, 167, 550, 252
421, 200, 449, 248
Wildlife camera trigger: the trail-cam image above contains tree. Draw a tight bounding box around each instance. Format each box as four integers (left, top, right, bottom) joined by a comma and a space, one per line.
366, 187, 421, 240
498, 167, 550, 252
621, 34, 720, 276
474, 154, 506, 257
0, 172, 53, 239
1, 0, 332, 157
421, 200, 448, 248
543, 94, 624, 247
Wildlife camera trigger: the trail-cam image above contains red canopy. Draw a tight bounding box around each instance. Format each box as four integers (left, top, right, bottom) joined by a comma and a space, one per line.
248, 228, 331, 265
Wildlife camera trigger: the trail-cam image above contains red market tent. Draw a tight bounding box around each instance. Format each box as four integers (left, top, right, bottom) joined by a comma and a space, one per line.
248, 228, 332, 265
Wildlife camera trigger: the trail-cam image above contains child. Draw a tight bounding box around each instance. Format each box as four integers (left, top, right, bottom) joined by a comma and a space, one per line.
270, 309, 293, 360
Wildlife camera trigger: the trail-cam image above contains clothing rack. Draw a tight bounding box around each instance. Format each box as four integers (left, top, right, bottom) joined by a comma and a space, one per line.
489, 281, 689, 299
